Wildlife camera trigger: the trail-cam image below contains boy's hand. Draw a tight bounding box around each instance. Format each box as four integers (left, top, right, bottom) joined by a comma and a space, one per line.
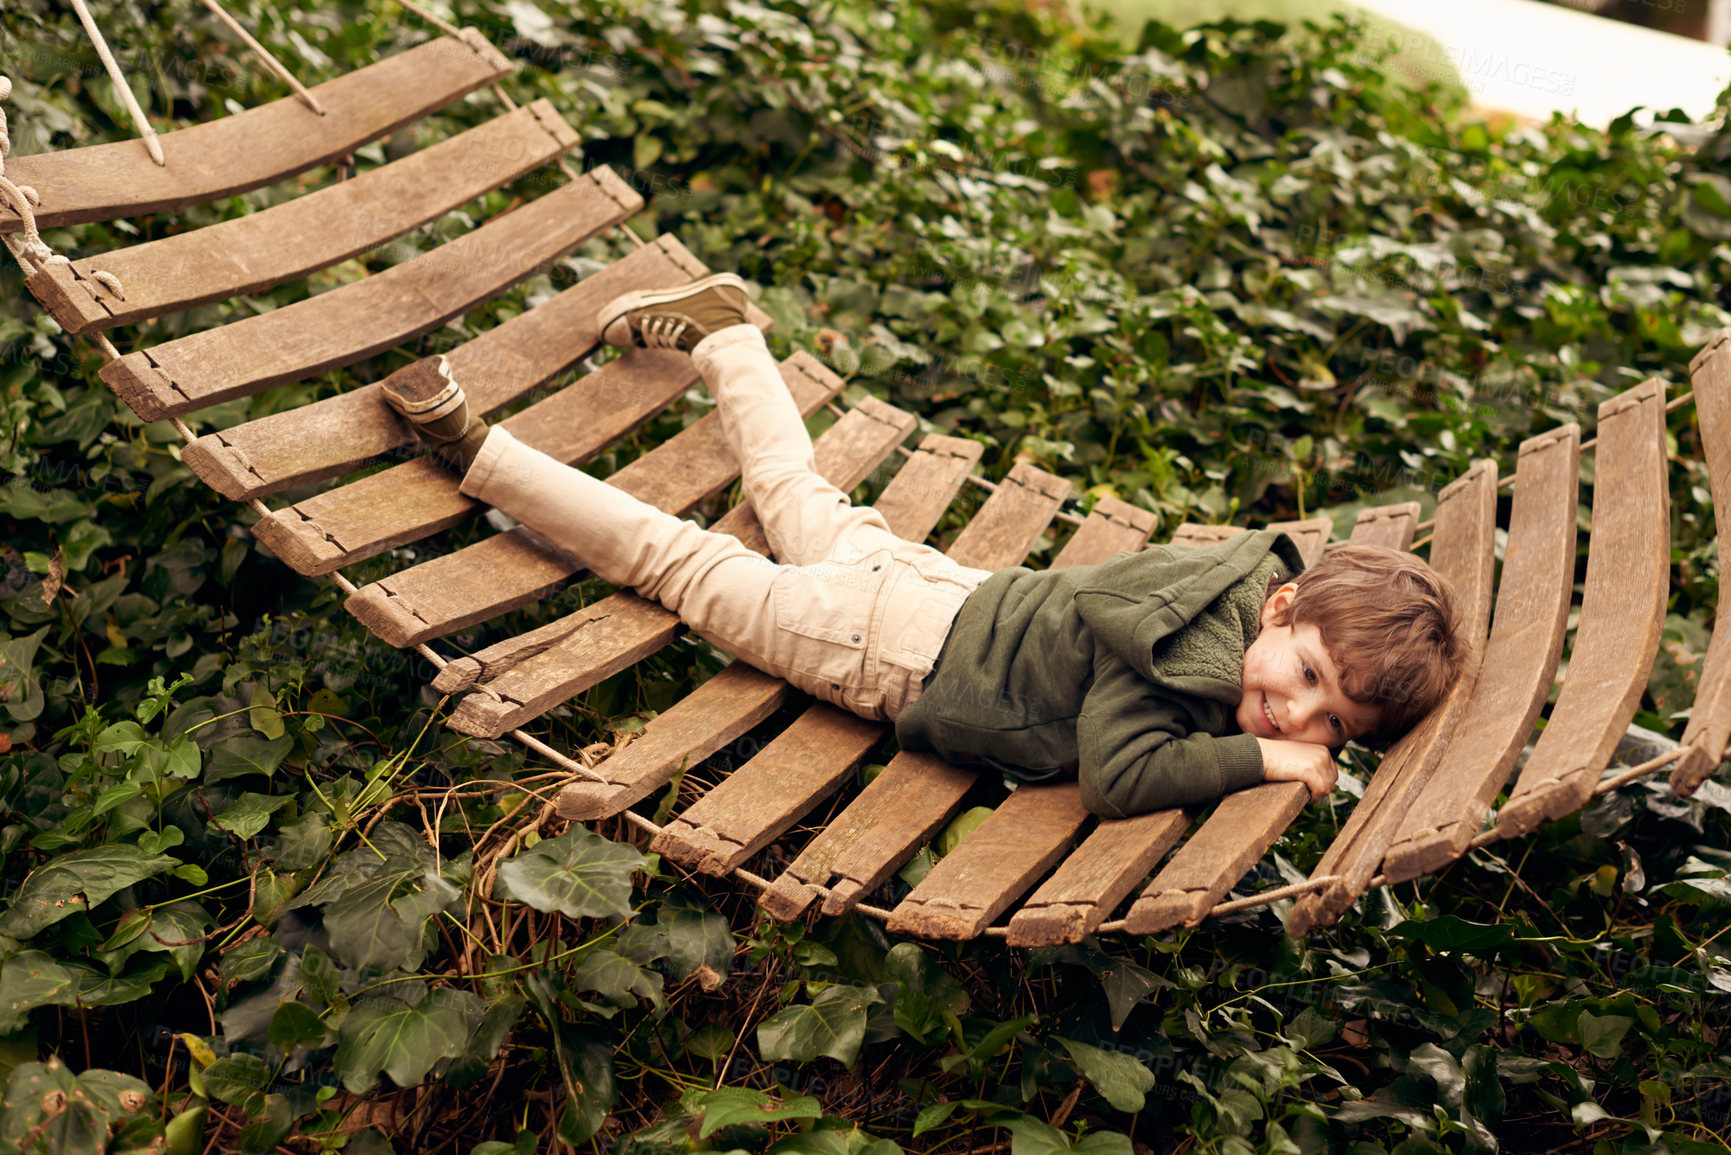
1256, 738, 1338, 802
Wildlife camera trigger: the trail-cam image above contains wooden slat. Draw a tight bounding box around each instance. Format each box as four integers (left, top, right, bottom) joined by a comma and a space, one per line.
1350, 502, 1421, 551
1121, 784, 1310, 933
1377, 426, 1580, 884
1172, 516, 1331, 566
1285, 459, 1500, 936
885, 783, 1094, 940
445, 399, 921, 739
350, 350, 833, 651
558, 436, 984, 821
648, 462, 1072, 878
759, 494, 1148, 922
183, 236, 707, 501
1006, 809, 1189, 945
1498, 382, 1669, 834
27, 101, 579, 334
1059, 506, 1405, 942
1, 34, 512, 234
1676, 330, 1731, 795
98, 167, 642, 421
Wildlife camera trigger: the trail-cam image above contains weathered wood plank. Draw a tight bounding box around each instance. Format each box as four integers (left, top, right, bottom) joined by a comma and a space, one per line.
445, 399, 920, 739
1171, 517, 1331, 566
1, 34, 512, 234
1121, 784, 1310, 934
185, 236, 706, 501
758, 494, 1138, 922
1498, 381, 1668, 834
1285, 459, 1500, 936
1676, 330, 1731, 795
1006, 809, 1190, 945
556, 435, 984, 822
886, 783, 1095, 940
1377, 426, 1580, 884
1350, 502, 1421, 551
27, 101, 579, 335
99, 167, 641, 421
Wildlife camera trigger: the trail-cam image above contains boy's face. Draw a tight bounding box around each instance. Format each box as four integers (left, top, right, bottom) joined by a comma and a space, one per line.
1235, 582, 1381, 748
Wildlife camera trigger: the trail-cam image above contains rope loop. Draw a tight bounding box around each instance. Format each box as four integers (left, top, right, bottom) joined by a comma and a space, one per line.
0, 75, 122, 298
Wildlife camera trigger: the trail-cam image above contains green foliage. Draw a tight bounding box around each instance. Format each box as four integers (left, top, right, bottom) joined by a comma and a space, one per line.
3, 0, 1731, 1150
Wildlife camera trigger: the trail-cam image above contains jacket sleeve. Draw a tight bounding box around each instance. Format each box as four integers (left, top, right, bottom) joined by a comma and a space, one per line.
1076, 649, 1267, 818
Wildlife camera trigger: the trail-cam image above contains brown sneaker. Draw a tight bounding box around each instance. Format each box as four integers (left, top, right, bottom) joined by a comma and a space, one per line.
380, 355, 489, 474
598, 272, 750, 352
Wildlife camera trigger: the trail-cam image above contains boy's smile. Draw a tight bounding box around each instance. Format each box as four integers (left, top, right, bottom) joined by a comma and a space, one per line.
1235, 582, 1381, 748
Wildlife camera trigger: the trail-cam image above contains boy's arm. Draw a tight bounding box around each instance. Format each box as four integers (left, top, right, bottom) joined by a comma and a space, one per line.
1076, 650, 1266, 818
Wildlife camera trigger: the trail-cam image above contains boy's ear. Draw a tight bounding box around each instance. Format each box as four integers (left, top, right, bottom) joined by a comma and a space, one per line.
1260, 581, 1298, 628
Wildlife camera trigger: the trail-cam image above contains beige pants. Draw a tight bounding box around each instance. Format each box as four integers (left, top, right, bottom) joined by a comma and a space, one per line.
459, 324, 995, 721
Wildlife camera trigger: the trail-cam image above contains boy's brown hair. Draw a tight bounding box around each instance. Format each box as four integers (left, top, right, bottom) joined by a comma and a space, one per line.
1264, 543, 1465, 744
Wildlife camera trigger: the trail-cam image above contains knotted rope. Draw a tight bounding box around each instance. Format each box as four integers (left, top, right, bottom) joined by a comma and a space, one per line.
0, 77, 123, 298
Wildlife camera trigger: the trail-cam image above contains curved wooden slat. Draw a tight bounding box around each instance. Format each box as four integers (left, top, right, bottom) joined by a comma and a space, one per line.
1171, 516, 1332, 566
1285, 460, 1499, 936
559, 435, 983, 824
27, 101, 579, 335
1006, 809, 1189, 946
1350, 501, 1421, 551
98, 167, 642, 421
1377, 426, 1580, 884
761, 495, 1151, 924
183, 236, 705, 501
886, 783, 1094, 940
446, 397, 919, 739
1497, 381, 1668, 834
1675, 330, 1731, 795
2, 33, 511, 234
1121, 783, 1309, 934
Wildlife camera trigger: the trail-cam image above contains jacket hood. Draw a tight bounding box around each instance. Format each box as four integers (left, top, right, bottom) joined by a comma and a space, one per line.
1072, 529, 1305, 702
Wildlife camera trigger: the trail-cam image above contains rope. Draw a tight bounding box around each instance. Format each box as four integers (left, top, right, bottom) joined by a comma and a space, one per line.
66, 0, 164, 166
0, 82, 126, 298
200, 0, 325, 116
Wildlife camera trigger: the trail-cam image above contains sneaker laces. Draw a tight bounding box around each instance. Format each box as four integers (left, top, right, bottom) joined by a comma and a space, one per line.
641, 314, 692, 350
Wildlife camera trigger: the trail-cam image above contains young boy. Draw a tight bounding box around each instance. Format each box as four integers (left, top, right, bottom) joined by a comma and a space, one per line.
383, 276, 1464, 817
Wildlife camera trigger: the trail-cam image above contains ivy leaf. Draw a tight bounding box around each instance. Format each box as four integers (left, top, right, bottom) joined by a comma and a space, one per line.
495, 827, 646, 920
271, 813, 334, 872
332, 988, 482, 1093
300, 945, 346, 1011
690, 1087, 823, 1139
0, 1061, 155, 1155
100, 900, 211, 981
1099, 959, 1171, 1031
0, 950, 77, 1033
0, 627, 49, 723
210, 793, 293, 840
220, 936, 282, 988
1578, 1011, 1634, 1060
885, 943, 969, 1043
322, 865, 459, 972
757, 984, 882, 1066
0, 844, 179, 938
201, 1053, 271, 1113
203, 734, 294, 783
1057, 1037, 1155, 1112
439, 994, 524, 1090
93, 720, 147, 757
1388, 915, 1514, 955
663, 910, 732, 982
570, 947, 664, 1010
268, 1001, 331, 1051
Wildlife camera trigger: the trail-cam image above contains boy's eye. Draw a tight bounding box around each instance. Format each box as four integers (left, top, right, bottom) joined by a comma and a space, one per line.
1303, 664, 1318, 686
1330, 714, 1343, 735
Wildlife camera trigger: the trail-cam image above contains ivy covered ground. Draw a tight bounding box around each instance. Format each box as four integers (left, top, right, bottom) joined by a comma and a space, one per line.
5, 0, 1731, 1152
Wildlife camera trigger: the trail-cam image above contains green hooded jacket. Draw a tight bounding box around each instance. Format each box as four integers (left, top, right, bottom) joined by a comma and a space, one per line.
893, 529, 1304, 817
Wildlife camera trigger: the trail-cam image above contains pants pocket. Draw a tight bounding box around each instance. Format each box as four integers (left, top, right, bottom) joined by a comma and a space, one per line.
768, 558, 876, 687
878, 574, 970, 675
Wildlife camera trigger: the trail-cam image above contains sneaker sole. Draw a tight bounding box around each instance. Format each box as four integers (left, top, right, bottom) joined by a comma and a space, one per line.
598, 272, 750, 347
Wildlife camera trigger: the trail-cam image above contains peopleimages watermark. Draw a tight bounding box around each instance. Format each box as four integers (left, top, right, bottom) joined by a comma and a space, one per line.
1359, 33, 1576, 97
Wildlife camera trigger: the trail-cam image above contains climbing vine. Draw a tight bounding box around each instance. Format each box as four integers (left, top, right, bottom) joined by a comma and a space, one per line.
3, 0, 1731, 1152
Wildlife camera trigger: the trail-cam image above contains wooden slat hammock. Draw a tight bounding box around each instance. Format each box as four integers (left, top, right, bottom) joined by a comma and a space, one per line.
4, 11, 1723, 947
